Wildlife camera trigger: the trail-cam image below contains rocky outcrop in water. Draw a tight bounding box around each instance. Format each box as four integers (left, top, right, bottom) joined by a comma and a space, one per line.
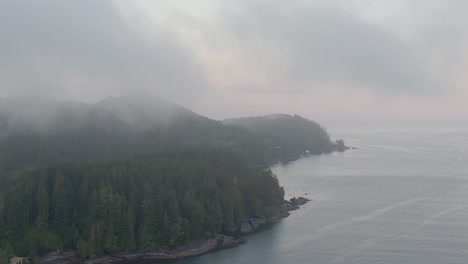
281, 196, 310, 212
290, 197, 310, 206
226, 197, 311, 236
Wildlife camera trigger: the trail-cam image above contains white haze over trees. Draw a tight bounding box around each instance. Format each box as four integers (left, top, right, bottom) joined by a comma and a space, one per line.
1, 0, 467, 125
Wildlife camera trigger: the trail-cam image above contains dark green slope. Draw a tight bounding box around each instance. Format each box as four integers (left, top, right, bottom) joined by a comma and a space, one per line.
224, 114, 345, 160
0, 96, 345, 259
0, 151, 284, 257
0, 96, 345, 189
0, 95, 273, 185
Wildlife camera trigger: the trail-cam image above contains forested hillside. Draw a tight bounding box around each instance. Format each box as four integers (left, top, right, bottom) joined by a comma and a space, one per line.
0, 95, 344, 260
0, 96, 272, 188
224, 114, 346, 159
0, 96, 341, 187
0, 151, 284, 258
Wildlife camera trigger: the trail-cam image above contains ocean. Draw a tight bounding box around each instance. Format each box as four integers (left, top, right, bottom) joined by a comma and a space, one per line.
127, 126, 468, 264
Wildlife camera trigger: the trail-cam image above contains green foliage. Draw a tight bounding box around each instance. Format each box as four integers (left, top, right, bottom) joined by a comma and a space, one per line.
0, 249, 8, 264
0, 242, 14, 264
0, 96, 339, 259
0, 97, 336, 185
0, 151, 284, 258
224, 114, 336, 159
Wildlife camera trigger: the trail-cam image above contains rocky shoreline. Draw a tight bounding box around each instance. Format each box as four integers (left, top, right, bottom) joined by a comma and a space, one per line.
40, 197, 310, 264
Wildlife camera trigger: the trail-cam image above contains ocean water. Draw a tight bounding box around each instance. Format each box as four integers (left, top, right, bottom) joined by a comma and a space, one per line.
130, 127, 468, 264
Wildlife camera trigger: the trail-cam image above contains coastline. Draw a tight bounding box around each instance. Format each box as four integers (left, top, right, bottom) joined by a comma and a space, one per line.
40, 197, 310, 264
38, 146, 349, 264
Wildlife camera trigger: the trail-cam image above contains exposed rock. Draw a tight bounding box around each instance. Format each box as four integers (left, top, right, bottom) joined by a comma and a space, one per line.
279, 197, 310, 215
281, 200, 299, 212
40, 235, 243, 264
267, 211, 290, 223
219, 235, 243, 249
41, 198, 311, 264
334, 139, 349, 152
256, 217, 268, 224
249, 217, 267, 229
290, 197, 310, 206
225, 216, 271, 236
82, 235, 242, 264
41, 251, 80, 264
239, 220, 254, 234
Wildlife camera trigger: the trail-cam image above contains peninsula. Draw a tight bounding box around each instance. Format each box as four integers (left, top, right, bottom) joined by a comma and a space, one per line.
0, 95, 345, 264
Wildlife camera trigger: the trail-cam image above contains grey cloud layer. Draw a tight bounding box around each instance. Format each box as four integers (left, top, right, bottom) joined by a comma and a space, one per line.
0, 0, 206, 102
0, 0, 466, 120
217, 1, 445, 94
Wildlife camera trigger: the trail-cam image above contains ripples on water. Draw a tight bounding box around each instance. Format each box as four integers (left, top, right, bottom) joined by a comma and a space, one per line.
127, 127, 468, 264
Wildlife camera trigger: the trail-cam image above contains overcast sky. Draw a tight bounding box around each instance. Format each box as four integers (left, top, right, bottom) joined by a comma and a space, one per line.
1, 0, 467, 124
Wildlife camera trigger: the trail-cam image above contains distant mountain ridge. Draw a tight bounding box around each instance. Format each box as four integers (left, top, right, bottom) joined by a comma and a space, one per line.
0, 95, 344, 183
0, 95, 201, 134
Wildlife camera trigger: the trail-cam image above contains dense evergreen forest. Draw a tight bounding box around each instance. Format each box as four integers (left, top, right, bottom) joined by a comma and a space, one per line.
0, 95, 345, 260
224, 114, 343, 159
0, 96, 342, 188
0, 96, 272, 187
0, 151, 284, 259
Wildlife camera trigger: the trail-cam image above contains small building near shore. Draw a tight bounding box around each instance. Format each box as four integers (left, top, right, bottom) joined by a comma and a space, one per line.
9, 257, 27, 264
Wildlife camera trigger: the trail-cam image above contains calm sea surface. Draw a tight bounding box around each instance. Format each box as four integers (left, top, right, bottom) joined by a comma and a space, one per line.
129, 127, 468, 264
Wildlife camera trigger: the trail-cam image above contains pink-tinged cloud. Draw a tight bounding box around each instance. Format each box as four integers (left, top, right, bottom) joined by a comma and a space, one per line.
1, 0, 467, 124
